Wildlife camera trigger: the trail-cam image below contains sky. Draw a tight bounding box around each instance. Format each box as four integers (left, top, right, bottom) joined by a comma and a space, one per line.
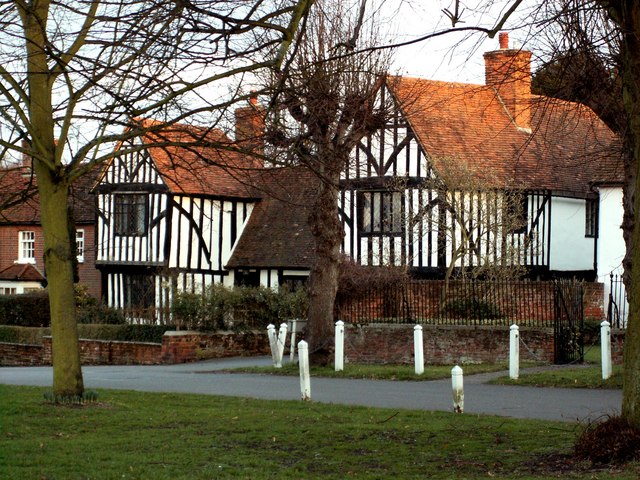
381, 1, 543, 84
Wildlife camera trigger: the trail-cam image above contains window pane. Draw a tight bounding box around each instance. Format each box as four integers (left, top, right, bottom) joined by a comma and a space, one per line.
359, 191, 403, 235
360, 192, 372, 233
372, 192, 381, 232
76, 229, 85, 261
114, 194, 147, 236
19, 231, 35, 261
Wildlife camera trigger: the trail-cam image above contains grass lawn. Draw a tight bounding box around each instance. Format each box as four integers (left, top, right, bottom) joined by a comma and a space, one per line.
1, 384, 638, 479
227, 361, 544, 381
491, 344, 624, 389
490, 365, 623, 389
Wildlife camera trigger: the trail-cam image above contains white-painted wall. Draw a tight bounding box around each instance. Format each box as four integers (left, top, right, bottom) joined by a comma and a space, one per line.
597, 186, 627, 325
548, 197, 594, 271
0, 281, 43, 294
597, 186, 625, 279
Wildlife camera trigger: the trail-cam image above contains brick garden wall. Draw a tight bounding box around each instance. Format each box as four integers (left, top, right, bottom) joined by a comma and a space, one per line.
160, 331, 270, 364
41, 337, 162, 365
1, 322, 624, 367
344, 324, 556, 365
0, 342, 44, 366
1, 330, 270, 366
612, 330, 625, 365
583, 283, 605, 321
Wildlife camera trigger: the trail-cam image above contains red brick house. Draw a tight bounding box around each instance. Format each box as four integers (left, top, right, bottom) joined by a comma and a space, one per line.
0, 163, 101, 298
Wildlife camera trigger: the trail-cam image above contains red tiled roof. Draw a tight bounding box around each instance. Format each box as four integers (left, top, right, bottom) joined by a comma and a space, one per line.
0, 164, 98, 224
226, 166, 318, 269
388, 76, 623, 194
0, 263, 45, 282
137, 119, 262, 198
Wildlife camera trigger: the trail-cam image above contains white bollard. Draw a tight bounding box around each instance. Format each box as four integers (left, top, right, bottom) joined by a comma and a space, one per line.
267, 324, 278, 367
414, 325, 424, 375
298, 340, 311, 401
451, 365, 464, 413
509, 324, 520, 380
289, 319, 298, 361
275, 322, 288, 368
601, 320, 613, 380
335, 320, 345, 372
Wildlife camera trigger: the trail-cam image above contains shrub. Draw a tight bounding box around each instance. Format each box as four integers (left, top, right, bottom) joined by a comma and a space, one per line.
0, 291, 50, 327
77, 303, 126, 325
172, 285, 308, 331
0, 285, 125, 327
0, 325, 51, 344
575, 416, 640, 464
442, 297, 503, 320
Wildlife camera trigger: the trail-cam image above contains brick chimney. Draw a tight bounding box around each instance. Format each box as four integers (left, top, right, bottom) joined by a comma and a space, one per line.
235, 93, 265, 159
483, 32, 532, 131
21, 140, 33, 176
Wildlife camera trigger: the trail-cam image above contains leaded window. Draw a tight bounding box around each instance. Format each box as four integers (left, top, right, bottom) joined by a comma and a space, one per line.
586, 198, 598, 238
114, 194, 148, 236
358, 191, 404, 235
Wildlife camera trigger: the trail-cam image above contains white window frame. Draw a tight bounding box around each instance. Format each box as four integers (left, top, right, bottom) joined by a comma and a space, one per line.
76, 229, 85, 263
18, 231, 36, 264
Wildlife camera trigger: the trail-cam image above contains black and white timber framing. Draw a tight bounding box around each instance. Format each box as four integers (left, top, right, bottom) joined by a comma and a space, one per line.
339, 85, 565, 278
95, 139, 255, 317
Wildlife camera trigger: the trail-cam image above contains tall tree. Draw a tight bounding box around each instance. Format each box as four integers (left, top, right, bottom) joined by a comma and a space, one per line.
597, 0, 640, 429
266, 0, 393, 364
0, 0, 313, 398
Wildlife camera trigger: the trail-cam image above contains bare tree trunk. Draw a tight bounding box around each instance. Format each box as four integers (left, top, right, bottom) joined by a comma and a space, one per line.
35, 166, 84, 397
615, 1, 640, 428
23, 2, 84, 397
306, 169, 343, 366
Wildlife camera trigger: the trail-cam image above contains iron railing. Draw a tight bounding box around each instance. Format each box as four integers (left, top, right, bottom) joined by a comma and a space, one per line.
335, 279, 578, 327
607, 273, 628, 329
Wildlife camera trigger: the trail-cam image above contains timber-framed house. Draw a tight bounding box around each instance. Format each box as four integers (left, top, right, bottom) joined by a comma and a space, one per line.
339, 32, 623, 281
93, 33, 625, 321
94, 115, 266, 320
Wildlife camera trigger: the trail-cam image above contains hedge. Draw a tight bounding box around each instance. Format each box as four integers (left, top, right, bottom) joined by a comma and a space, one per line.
0, 292, 50, 327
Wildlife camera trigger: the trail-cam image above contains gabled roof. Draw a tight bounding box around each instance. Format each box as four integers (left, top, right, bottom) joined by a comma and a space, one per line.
102, 119, 263, 199
388, 76, 623, 195
0, 263, 45, 282
225, 166, 318, 269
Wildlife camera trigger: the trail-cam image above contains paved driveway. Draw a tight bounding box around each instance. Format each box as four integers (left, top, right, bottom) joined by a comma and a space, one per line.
0, 357, 621, 423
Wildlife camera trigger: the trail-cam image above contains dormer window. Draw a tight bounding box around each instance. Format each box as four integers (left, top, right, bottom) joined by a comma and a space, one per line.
114, 193, 148, 236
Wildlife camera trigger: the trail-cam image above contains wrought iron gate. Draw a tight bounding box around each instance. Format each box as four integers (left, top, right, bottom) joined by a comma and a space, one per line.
553, 280, 584, 364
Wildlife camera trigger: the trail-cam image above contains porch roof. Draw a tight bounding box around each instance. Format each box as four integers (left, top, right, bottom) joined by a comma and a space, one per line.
225, 166, 317, 270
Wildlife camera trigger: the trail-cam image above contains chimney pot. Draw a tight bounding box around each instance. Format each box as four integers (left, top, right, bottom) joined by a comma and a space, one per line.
499, 32, 509, 49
